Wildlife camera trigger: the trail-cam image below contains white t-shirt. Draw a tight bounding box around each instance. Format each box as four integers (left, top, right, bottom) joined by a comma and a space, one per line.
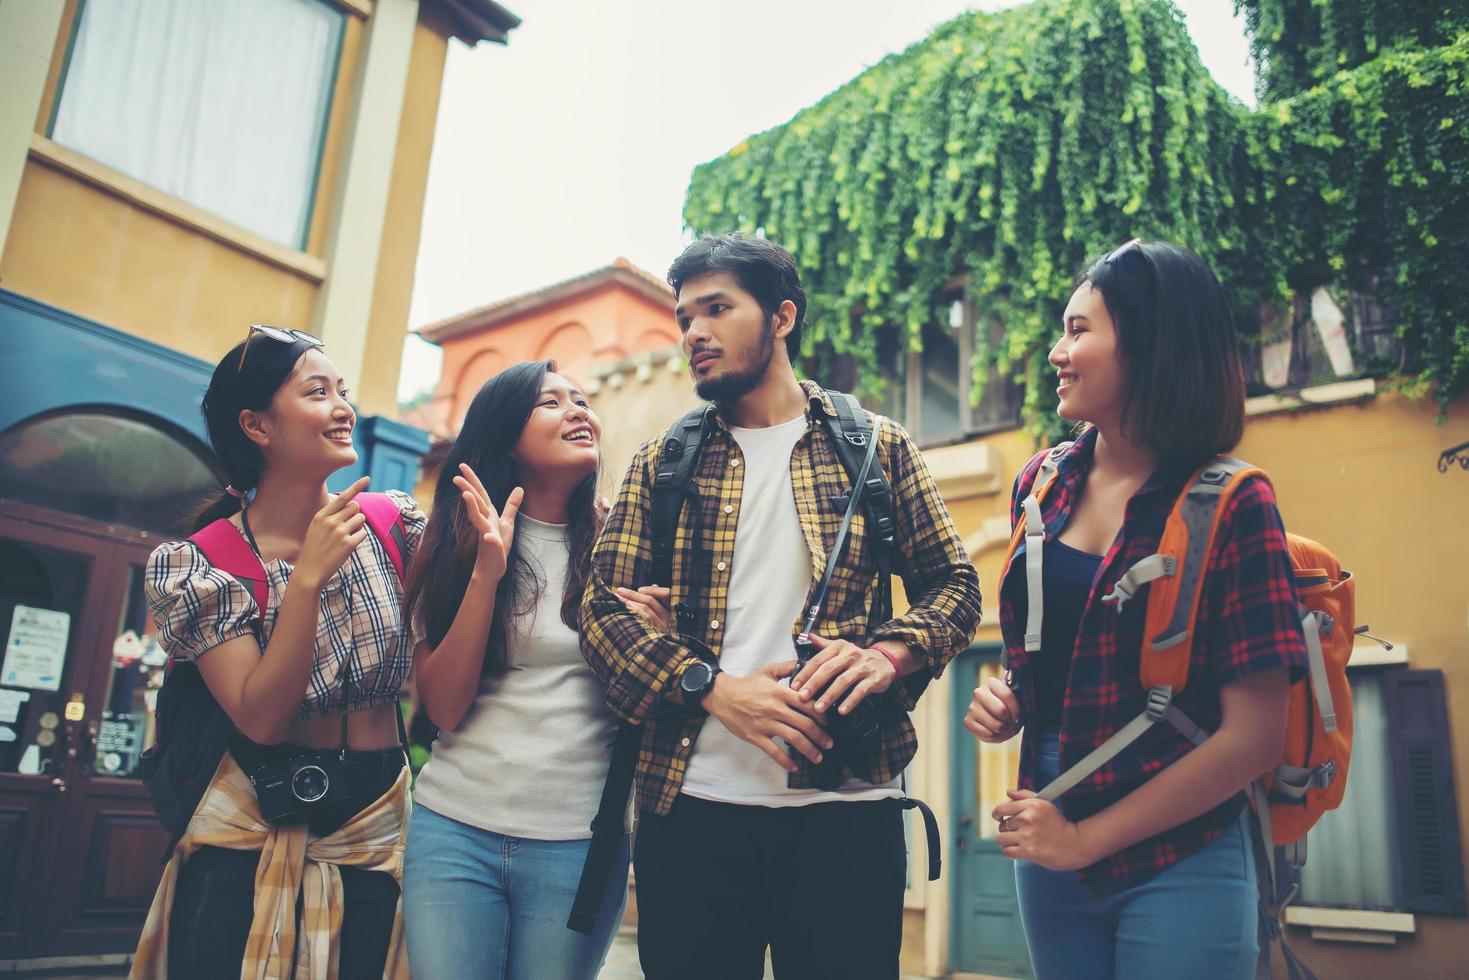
413, 516, 623, 839
680, 413, 900, 807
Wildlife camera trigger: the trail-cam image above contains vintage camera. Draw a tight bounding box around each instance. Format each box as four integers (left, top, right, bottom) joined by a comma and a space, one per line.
250, 749, 350, 824
794, 632, 883, 787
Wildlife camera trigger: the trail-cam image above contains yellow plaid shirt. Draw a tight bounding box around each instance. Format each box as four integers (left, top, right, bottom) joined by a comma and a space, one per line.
581, 382, 981, 815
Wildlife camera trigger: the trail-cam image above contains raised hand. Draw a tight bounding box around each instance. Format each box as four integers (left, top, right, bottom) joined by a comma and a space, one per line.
296, 476, 371, 590
453, 463, 523, 581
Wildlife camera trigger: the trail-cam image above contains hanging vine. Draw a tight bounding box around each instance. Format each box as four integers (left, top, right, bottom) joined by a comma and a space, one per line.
682, 0, 1469, 433
1233, 0, 1468, 102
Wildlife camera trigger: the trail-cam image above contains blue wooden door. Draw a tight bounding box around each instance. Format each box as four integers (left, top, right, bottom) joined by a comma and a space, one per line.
950, 644, 1034, 978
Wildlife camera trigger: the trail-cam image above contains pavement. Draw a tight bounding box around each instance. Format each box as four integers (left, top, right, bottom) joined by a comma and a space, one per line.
599, 929, 928, 979
7, 927, 928, 978
598, 927, 646, 978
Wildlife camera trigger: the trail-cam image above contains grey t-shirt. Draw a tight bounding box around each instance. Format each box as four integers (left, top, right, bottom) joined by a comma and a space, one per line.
413, 515, 620, 839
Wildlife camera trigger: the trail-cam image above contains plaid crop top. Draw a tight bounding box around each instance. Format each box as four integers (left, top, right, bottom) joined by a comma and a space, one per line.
144, 489, 425, 719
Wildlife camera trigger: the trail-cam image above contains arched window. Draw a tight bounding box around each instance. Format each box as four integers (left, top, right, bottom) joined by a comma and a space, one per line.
0, 411, 221, 534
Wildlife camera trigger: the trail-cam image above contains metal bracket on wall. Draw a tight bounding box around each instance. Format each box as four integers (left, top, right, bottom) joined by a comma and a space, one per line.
1436, 440, 1469, 473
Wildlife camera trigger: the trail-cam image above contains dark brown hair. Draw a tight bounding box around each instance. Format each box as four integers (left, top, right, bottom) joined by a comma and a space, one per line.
189, 334, 321, 532
1080, 240, 1245, 466
403, 360, 601, 676
668, 233, 808, 362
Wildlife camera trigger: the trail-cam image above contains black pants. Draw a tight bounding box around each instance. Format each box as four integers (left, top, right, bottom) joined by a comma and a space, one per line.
166, 743, 404, 978
634, 794, 907, 980
167, 846, 399, 978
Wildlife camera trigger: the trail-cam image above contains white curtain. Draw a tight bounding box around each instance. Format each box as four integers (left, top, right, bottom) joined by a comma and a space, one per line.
1298, 671, 1403, 908
52, 0, 344, 248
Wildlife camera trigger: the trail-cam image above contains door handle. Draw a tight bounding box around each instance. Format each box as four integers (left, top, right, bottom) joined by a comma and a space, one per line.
50, 776, 67, 794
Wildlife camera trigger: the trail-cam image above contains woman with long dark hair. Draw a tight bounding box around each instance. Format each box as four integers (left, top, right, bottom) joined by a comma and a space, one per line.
133, 328, 423, 977
967, 241, 1308, 978
402, 360, 661, 979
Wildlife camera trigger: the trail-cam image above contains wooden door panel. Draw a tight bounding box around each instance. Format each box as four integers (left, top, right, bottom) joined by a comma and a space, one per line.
83, 801, 170, 912
46, 791, 169, 955
0, 796, 48, 957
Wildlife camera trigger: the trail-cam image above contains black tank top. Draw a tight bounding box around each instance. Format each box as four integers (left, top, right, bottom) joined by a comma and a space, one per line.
1014, 537, 1102, 729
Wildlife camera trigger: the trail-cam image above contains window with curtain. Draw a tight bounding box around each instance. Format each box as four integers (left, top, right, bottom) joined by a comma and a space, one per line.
1297, 668, 1404, 909
879, 295, 1023, 446
51, 0, 345, 249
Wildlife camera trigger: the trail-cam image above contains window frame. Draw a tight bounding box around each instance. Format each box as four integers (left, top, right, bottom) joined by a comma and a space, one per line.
1291, 651, 1466, 939
898, 290, 1023, 448
45, 0, 349, 252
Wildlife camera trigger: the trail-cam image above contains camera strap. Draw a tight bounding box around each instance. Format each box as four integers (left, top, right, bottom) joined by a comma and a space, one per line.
799, 423, 880, 639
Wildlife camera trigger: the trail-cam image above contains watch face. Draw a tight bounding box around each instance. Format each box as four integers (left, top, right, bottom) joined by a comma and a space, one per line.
682, 660, 712, 694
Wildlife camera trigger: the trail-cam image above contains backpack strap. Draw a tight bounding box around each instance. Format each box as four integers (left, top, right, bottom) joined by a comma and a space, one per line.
997, 443, 1070, 675
1132, 457, 1268, 692
650, 406, 713, 630
358, 492, 408, 582
189, 492, 407, 618
189, 519, 269, 617
821, 391, 899, 593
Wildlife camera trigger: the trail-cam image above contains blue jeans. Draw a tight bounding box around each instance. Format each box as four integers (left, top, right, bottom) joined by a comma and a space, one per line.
1014, 732, 1259, 980
403, 803, 628, 980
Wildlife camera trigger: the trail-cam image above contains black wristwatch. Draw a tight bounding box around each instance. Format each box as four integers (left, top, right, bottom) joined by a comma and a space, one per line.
679, 658, 719, 709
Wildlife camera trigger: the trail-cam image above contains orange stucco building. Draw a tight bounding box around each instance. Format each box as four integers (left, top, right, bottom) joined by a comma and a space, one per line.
416, 257, 680, 437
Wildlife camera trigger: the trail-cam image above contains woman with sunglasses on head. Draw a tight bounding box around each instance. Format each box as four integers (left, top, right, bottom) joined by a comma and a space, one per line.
133, 326, 424, 978
966, 241, 1308, 979
401, 360, 667, 980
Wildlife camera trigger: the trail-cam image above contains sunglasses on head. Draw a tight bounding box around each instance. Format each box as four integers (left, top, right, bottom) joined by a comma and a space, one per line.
238, 324, 324, 371
1105, 238, 1142, 264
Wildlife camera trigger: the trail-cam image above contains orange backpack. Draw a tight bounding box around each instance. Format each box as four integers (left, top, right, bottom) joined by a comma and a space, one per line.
1002, 449, 1385, 975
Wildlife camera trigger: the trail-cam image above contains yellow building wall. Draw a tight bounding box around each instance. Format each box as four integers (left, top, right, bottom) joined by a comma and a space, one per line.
587, 350, 702, 497
357, 10, 451, 417
0, 160, 320, 355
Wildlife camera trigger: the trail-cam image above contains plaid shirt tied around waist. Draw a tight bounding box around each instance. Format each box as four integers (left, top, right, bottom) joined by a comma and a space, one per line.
129, 754, 410, 980
1000, 428, 1308, 889
581, 381, 982, 816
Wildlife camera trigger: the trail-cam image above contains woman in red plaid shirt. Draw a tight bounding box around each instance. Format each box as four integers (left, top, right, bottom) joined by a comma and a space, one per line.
966, 240, 1308, 979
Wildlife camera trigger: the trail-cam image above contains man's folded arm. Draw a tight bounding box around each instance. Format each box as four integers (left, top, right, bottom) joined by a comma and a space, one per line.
580, 439, 699, 724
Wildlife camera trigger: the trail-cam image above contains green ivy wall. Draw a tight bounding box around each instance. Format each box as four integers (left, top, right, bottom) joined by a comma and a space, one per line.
682, 0, 1468, 432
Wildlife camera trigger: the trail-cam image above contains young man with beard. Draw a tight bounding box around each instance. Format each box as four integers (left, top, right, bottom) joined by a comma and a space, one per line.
581, 234, 981, 979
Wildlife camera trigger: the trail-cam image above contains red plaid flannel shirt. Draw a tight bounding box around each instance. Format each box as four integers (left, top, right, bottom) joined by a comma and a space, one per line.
1000, 429, 1308, 888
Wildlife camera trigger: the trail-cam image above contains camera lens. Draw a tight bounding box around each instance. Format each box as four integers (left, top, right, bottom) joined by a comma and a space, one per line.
292, 764, 330, 803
